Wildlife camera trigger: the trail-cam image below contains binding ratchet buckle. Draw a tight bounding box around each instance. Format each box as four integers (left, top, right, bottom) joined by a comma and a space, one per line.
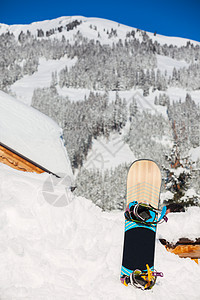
125, 201, 168, 225
121, 264, 164, 290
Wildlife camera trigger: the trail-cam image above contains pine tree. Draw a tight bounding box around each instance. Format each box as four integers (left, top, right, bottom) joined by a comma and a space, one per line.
163, 144, 199, 206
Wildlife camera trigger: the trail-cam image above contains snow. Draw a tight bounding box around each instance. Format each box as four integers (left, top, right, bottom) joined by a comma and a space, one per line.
172, 166, 190, 177
1, 16, 199, 47
148, 30, 200, 46
189, 146, 200, 162
0, 90, 73, 179
11, 56, 77, 105
84, 133, 135, 171
0, 163, 200, 299
156, 54, 189, 77
160, 191, 174, 203
56, 86, 91, 102
157, 206, 200, 243
0, 16, 85, 38
165, 87, 200, 105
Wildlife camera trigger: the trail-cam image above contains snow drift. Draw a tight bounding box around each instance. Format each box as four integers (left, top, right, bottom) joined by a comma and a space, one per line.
0, 163, 200, 299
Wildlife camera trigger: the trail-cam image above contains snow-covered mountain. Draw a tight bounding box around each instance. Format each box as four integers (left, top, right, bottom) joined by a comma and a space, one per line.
0, 15, 200, 208
2, 16, 199, 104
1, 16, 199, 46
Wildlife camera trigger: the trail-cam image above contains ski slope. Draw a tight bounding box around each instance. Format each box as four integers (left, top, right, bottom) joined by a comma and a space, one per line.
83, 133, 135, 171
11, 56, 77, 105
0, 163, 199, 300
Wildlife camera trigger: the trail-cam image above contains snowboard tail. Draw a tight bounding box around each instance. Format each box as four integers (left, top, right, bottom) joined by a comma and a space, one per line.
121, 159, 162, 288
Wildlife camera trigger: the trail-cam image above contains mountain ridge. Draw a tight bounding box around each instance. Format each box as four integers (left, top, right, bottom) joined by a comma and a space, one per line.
1, 15, 200, 46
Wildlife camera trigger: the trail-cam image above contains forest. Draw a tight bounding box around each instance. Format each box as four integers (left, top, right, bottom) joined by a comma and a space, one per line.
1, 18, 200, 209
1, 22, 200, 93
32, 85, 200, 208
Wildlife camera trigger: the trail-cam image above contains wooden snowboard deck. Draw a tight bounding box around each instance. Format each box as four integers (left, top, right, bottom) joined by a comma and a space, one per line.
127, 160, 161, 209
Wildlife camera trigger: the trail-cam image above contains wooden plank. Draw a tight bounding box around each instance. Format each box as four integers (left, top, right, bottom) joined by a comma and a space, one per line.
0, 142, 59, 177
165, 244, 200, 259
0, 144, 44, 173
160, 238, 200, 259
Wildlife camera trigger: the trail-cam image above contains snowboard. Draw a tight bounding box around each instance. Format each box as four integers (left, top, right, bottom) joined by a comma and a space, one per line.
120, 159, 162, 289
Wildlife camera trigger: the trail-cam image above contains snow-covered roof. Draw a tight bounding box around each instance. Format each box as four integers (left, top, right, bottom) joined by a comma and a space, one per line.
0, 90, 73, 180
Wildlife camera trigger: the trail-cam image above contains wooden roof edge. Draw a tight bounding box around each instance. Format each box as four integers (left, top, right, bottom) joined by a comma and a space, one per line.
0, 141, 60, 178
159, 238, 200, 249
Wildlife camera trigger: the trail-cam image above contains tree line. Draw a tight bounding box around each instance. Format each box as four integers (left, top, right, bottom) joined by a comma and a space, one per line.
1, 22, 200, 92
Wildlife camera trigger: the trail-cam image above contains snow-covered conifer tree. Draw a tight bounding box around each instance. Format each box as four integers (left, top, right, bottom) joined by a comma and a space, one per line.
163, 144, 199, 206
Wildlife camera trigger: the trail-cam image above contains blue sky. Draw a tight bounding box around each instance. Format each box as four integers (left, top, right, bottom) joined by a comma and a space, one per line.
1, 0, 200, 42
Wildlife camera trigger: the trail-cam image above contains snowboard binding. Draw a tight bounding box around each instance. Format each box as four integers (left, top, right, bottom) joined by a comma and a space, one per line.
124, 201, 168, 225
121, 264, 163, 290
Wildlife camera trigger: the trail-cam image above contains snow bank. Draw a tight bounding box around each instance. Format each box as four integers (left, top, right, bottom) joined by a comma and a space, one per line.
158, 207, 200, 243
0, 163, 200, 299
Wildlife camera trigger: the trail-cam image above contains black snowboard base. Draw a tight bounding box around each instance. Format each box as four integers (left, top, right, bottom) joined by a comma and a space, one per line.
122, 226, 156, 273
